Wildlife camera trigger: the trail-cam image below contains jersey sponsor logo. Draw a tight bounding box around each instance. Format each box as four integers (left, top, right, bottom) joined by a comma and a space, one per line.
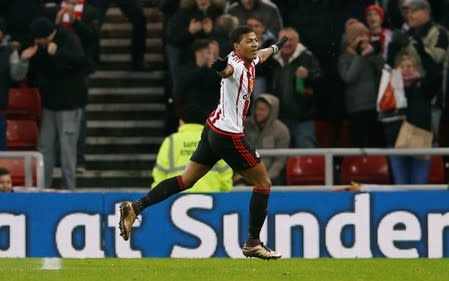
248, 76, 254, 93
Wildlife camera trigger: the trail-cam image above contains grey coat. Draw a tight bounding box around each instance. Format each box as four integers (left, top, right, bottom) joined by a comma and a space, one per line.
338, 52, 384, 113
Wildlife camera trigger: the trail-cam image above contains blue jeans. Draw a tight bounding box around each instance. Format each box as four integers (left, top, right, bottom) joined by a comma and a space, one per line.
388, 154, 431, 184
431, 108, 442, 147
286, 120, 318, 148
0, 114, 7, 151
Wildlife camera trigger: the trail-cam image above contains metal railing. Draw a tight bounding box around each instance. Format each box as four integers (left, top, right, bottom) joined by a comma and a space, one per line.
0, 151, 44, 189
259, 148, 449, 186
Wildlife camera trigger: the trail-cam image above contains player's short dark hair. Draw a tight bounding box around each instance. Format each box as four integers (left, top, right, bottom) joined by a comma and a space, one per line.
0, 167, 10, 176
230, 26, 253, 44
181, 104, 206, 125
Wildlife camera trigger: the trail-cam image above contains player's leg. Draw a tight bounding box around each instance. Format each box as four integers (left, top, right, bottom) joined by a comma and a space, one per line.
238, 163, 281, 259
135, 160, 211, 211
215, 131, 281, 259
119, 161, 210, 241
238, 162, 271, 242
119, 126, 220, 241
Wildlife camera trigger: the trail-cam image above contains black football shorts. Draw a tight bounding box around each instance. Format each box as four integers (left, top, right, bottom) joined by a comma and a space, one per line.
191, 124, 261, 172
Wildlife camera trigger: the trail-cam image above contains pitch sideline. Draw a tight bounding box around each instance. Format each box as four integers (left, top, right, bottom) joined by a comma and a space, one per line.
41, 258, 61, 270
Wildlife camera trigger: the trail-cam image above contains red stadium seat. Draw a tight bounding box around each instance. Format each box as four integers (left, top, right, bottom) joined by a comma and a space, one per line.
0, 158, 37, 186
7, 87, 42, 121
439, 120, 449, 147
429, 156, 445, 184
286, 156, 325, 185
340, 156, 390, 184
336, 120, 352, 148
7, 119, 39, 150
315, 120, 334, 148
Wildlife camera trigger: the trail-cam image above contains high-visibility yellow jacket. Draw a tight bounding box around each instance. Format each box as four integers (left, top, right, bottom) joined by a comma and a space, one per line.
151, 123, 233, 192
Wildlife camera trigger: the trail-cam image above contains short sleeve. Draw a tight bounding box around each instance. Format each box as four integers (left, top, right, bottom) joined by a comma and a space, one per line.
228, 58, 243, 80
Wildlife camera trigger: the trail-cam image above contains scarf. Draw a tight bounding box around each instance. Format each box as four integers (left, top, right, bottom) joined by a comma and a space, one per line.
59, 0, 84, 29
402, 70, 420, 87
370, 28, 392, 59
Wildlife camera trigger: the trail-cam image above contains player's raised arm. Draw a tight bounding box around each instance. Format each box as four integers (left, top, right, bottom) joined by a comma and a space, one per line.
257, 36, 288, 63
211, 56, 233, 78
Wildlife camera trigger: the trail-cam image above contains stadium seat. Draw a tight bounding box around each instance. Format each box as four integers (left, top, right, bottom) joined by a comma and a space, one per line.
286, 156, 325, 185
340, 156, 390, 184
439, 120, 449, 147
335, 119, 352, 148
315, 120, 334, 148
0, 158, 37, 186
7, 87, 42, 121
7, 119, 39, 150
428, 156, 445, 184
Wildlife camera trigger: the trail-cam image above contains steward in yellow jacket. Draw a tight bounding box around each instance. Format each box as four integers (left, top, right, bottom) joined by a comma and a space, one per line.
151, 106, 233, 192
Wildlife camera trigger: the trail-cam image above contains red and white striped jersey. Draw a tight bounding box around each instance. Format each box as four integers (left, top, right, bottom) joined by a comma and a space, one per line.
208, 51, 259, 134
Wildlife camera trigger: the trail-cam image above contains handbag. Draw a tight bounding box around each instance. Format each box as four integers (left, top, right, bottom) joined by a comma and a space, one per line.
379, 82, 396, 111
395, 121, 433, 148
377, 65, 407, 112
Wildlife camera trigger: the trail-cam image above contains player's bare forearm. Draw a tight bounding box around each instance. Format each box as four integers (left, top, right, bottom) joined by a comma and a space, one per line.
258, 36, 289, 63
257, 47, 276, 63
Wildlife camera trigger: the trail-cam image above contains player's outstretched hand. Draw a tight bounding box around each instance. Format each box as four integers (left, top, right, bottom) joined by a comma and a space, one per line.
272, 36, 288, 54
211, 56, 228, 72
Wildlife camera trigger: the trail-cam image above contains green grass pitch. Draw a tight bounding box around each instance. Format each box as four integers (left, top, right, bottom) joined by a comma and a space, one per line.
0, 258, 448, 281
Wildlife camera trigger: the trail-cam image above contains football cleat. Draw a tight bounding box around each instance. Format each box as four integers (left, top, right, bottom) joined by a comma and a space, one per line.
118, 201, 137, 241
242, 242, 282, 260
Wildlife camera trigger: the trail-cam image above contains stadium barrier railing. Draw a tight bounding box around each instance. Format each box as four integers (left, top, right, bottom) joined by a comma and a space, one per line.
259, 147, 449, 190
0, 151, 44, 188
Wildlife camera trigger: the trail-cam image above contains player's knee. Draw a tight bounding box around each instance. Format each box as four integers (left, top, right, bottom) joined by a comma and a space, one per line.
180, 176, 197, 190
254, 176, 271, 190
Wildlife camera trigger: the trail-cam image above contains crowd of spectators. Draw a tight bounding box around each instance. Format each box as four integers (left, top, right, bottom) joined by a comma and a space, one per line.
0, 0, 448, 187
159, 0, 449, 185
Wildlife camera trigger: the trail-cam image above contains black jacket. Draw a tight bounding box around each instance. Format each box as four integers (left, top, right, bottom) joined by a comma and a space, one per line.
0, 45, 13, 109
271, 43, 321, 121
43, 3, 100, 73
29, 27, 89, 110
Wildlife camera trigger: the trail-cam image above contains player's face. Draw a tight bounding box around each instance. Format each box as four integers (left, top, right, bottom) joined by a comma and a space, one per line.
234, 32, 259, 61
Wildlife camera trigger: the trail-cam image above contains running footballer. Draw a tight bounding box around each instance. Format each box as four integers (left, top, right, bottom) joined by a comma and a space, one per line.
119, 26, 288, 259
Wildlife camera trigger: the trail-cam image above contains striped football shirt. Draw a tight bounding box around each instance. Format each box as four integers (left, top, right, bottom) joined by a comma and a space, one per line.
208, 51, 260, 134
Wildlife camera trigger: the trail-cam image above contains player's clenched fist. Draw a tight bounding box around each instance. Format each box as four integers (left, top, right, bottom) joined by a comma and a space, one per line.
271, 36, 288, 54
211, 56, 228, 72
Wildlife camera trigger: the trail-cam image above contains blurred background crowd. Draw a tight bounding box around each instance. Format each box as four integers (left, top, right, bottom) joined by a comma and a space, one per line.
0, 0, 448, 190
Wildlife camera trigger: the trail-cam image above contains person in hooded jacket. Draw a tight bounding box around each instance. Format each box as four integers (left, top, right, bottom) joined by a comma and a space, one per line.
243, 93, 290, 185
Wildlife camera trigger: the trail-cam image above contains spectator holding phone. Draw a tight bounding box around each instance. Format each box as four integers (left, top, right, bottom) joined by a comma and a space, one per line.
338, 18, 385, 148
